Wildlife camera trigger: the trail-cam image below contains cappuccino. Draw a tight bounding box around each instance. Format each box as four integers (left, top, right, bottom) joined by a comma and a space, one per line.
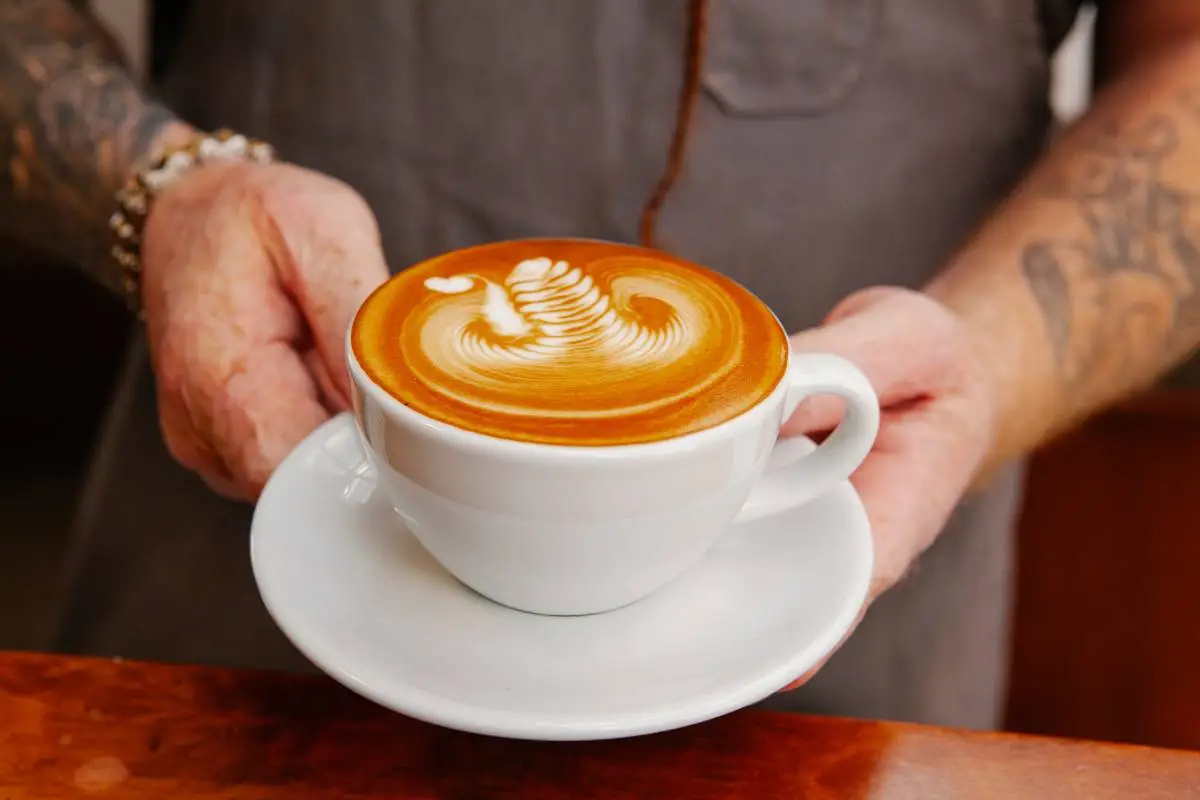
351, 239, 788, 446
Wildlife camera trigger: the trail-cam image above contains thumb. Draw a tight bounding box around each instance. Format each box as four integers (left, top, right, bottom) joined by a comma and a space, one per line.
278, 213, 390, 407
782, 287, 955, 436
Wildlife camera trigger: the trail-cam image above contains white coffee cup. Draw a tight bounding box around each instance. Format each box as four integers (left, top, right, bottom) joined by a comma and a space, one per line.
347, 326, 879, 616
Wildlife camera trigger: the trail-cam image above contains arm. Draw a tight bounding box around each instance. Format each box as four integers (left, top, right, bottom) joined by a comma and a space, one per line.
0, 0, 389, 500
0, 0, 194, 294
925, 2, 1200, 478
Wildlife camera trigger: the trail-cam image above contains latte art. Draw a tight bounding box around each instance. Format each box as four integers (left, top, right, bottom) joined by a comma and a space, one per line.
351, 240, 788, 446
412, 257, 738, 418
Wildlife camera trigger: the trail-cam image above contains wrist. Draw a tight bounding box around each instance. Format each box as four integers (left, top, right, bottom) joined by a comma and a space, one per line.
139, 121, 203, 168
110, 127, 277, 318
923, 267, 1055, 483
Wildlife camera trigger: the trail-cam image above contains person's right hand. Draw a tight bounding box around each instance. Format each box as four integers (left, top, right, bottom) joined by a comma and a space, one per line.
140, 160, 390, 501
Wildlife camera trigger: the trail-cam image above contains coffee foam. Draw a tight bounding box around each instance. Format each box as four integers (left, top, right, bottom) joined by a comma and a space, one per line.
352, 240, 788, 446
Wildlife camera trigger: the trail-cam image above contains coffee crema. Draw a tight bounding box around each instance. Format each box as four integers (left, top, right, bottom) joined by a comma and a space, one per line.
351, 239, 788, 446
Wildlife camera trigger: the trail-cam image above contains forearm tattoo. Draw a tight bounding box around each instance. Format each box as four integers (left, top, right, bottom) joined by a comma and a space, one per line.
1020, 91, 1200, 392
0, 0, 179, 293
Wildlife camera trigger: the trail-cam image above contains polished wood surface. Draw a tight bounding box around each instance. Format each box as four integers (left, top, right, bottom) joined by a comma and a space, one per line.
1, 652, 1197, 798
1008, 389, 1200, 750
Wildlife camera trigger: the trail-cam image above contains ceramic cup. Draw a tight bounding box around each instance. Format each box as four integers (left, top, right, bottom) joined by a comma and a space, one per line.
348, 305, 879, 617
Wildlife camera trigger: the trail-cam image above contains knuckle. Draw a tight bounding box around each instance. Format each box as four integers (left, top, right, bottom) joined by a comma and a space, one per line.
206, 374, 270, 490
239, 462, 272, 499
222, 440, 272, 501
887, 290, 966, 352
157, 341, 217, 411
825, 285, 910, 321
159, 422, 203, 472
152, 356, 186, 401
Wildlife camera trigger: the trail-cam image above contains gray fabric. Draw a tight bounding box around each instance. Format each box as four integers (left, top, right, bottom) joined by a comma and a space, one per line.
56, 0, 1066, 729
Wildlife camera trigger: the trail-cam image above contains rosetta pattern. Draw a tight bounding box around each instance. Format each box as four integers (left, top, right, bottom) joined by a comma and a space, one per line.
406, 256, 744, 419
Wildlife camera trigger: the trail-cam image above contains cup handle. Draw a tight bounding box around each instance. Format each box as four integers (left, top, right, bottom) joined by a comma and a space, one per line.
734, 354, 880, 524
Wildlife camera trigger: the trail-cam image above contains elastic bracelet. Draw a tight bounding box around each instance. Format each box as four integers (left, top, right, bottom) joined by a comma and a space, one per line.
110, 128, 276, 319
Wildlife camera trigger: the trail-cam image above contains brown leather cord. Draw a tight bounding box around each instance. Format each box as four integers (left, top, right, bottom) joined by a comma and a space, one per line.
639, 0, 710, 250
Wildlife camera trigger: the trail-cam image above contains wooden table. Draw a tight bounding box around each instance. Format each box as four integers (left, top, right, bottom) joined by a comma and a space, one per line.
1, 652, 1197, 798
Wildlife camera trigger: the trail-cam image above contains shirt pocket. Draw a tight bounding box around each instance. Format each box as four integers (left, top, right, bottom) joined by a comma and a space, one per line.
702, 0, 881, 117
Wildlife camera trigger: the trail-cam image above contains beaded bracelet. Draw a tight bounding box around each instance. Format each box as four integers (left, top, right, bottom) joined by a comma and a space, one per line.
109, 128, 276, 318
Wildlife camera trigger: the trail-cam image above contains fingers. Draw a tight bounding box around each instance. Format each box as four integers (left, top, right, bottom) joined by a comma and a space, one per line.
303, 244, 387, 406
775, 287, 993, 695
203, 342, 332, 495
778, 400, 978, 695
146, 187, 334, 498
850, 418, 953, 591
304, 346, 350, 413
157, 335, 331, 501
782, 287, 964, 437
793, 287, 962, 399
157, 390, 246, 500
786, 286, 984, 582
163, 341, 331, 501
143, 164, 387, 499
268, 190, 390, 406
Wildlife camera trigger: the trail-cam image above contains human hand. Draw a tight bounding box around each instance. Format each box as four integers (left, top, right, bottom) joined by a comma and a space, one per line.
778, 287, 997, 690
141, 160, 389, 501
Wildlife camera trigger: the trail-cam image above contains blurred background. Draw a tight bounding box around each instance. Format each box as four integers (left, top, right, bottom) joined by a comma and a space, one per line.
4, 1, 1199, 753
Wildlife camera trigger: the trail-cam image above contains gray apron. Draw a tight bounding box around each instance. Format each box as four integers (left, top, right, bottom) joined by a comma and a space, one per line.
56, 0, 1081, 729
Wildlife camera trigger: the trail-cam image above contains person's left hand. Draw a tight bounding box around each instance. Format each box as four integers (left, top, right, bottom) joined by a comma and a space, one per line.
777, 286, 997, 690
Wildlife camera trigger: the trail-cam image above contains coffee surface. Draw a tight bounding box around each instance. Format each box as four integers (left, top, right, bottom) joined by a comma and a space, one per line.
352, 239, 788, 445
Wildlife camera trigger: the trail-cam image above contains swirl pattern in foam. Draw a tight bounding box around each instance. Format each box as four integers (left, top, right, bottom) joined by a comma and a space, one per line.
352, 240, 789, 446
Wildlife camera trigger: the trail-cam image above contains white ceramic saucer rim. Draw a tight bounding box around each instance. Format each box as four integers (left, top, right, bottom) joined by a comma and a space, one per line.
251, 414, 873, 741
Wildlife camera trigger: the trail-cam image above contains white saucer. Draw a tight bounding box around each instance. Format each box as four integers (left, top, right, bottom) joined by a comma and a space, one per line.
250, 414, 873, 741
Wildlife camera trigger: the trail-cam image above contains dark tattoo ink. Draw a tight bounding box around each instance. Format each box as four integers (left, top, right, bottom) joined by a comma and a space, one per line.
0, 0, 179, 293
1019, 242, 1072, 363
1020, 102, 1200, 390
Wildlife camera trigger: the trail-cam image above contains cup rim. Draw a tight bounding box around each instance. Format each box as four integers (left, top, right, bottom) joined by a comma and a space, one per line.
345, 237, 793, 461
346, 337, 791, 461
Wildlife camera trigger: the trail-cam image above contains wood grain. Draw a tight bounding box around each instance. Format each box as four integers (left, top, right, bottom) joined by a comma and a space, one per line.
1007, 389, 1200, 750
1, 652, 1197, 799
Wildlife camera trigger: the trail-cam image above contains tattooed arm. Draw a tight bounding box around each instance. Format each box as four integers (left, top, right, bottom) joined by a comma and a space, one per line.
925, 6, 1200, 478
0, 0, 195, 294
